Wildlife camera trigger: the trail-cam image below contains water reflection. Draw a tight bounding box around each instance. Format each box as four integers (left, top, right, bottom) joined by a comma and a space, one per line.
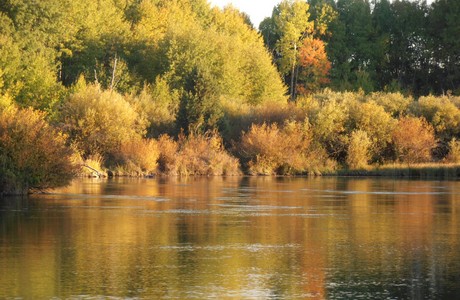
1, 177, 460, 299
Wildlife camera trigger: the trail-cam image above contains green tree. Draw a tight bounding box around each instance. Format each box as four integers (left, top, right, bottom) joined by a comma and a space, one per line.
327, 0, 376, 92
429, 0, 460, 94
261, 0, 314, 100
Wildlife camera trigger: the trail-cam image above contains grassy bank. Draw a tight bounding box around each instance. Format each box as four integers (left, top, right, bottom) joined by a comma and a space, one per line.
335, 163, 460, 178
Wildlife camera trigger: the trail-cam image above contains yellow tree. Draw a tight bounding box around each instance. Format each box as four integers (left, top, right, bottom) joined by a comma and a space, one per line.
274, 0, 314, 100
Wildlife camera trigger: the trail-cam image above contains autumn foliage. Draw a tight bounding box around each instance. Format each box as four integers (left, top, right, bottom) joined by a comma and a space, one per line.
392, 117, 437, 164
0, 106, 75, 194
297, 38, 331, 95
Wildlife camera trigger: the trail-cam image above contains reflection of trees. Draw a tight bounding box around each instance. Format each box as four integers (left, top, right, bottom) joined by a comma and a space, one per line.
0, 178, 459, 298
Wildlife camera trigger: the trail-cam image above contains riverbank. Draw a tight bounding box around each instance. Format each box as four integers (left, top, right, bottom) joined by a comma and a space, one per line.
334, 163, 460, 178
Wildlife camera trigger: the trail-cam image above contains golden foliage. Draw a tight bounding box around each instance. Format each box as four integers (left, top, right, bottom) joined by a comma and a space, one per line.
239, 121, 315, 175
392, 116, 436, 163
157, 132, 241, 176
0, 106, 75, 193
60, 84, 147, 157
116, 138, 159, 176
346, 130, 371, 169
446, 138, 460, 163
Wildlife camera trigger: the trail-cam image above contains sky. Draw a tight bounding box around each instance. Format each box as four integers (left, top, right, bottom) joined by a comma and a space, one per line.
208, 0, 280, 28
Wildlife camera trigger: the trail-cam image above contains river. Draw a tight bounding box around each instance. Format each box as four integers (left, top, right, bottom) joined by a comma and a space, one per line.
1, 177, 460, 299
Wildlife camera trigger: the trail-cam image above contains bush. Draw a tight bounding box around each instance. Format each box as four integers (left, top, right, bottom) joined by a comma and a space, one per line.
0, 106, 75, 194
126, 77, 180, 137
446, 138, 460, 163
220, 100, 306, 144
113, 138, 159, 176
348, 101, 396, 162
412, 95, 460, 138
238, 120, 328, 175
367, 92, 411, 117
60, 83, 147, 157
157, 132, 241, 176
346, 130, 371, 169
392, 116, 436, 164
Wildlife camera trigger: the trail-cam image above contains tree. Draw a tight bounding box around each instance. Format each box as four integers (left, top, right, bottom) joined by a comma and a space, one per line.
429, 0, 460, 94
327, 0, 376, 92
263, 0, 314, 100
297, 37, 331, 94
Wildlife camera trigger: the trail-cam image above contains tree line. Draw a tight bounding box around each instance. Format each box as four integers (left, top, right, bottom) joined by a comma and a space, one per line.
0, 0, 459, 194
261, 0, 460, 98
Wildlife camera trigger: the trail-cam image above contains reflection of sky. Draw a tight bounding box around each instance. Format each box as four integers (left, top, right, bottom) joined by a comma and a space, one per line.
209, 0, 280, 28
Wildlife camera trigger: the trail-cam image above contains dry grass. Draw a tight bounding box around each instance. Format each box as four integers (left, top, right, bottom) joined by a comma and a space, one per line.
337, 163, 460, 178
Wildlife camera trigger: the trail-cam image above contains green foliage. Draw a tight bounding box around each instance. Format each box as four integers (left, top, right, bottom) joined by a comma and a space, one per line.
0, 106, 75, 194
126, 77, 180, 137
367, 92, 411, 117
310, 91, 351, 161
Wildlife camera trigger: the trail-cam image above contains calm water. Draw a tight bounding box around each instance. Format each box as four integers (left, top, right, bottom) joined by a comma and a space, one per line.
1, 177, 460, 299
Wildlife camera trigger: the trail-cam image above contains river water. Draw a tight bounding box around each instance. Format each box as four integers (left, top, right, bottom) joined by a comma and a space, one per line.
1, 177, 460, 299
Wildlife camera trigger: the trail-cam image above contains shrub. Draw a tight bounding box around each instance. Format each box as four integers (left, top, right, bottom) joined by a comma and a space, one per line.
446, 138, 460, 163
157, 134, 180, 175
73, 152, 105, 177
113, 138, 159, 176
348, 101, 396, 162
157, 132, 241, 176
0, 106, 75, 194
367, 92, 411, 117
60, 83, 147, 157
392, 116, 436, 164
311, 97, 349, 162
219, 99, 306, 144
346, 130, 371, 169
239, 120, 319, 175
412, 95, 460, 138
126, 77, 180, 137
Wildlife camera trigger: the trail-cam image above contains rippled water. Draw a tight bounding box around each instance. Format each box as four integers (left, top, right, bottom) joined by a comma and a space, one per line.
1, 177, 460, 299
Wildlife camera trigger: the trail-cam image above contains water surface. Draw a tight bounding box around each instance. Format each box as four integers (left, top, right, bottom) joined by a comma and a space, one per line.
1, 177, 460, 299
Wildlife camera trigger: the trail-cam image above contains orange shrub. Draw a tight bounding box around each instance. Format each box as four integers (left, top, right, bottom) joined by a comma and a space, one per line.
239, 121, 318, 175
114, 138, 159, 176
392, 116, 437, 163
0, 106, 75, 194
157, 132, 240, 176
157, 134, 179, 175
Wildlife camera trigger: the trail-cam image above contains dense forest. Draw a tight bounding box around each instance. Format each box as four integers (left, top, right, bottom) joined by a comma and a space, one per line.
0, 0, 459, 194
